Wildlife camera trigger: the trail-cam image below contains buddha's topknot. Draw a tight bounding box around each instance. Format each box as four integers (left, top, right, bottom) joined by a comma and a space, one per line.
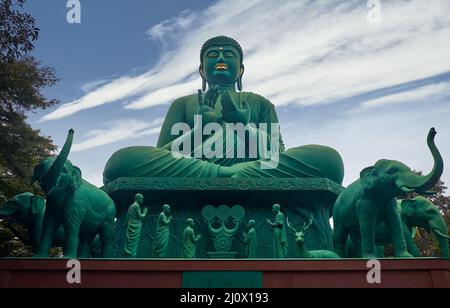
200, 36, 243, 64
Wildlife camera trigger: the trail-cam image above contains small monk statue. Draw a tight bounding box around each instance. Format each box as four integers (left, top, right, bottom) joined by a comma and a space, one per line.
266, 204, 288, 258
182, 218, 201, 259
124, 193, 147, 258
243, 219, 257, 258
153, 204, 173, 257
103, 36, 344, 184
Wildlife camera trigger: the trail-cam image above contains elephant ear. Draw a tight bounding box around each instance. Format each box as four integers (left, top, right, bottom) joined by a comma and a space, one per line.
360, 166, 376, 191
30, 195, 44, 216
29, 196, 38, 215
401, 199, 416, 208
400, 199, 416, 217
72, 166, 83, 190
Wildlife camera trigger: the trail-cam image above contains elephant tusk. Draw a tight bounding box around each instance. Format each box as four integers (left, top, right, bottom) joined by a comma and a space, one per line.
400, 186, 415, 193
433, 228, 450, 239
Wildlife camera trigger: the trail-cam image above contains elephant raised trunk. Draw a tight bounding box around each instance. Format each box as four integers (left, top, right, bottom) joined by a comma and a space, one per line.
401, 128, 443, 193
37, 129, 74, 193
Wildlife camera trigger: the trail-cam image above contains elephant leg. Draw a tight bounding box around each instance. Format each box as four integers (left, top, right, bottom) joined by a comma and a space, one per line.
403, 225, 420, 257
77, 234, 96, 258
360, 222, 377, 259
376, 246, 385, 258
435, 236, 449, 260
34, 215, 60, 257
357, 200, 377, 258
90, 235, 102, 258
64, 223, 81, 259
333, 224, 348, 257
99, 221, 115, 258
349, 232, 362, 258
386, 202, 411, 258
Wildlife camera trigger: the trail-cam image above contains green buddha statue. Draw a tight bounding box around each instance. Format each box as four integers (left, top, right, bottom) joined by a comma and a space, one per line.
103, 36, 344, 184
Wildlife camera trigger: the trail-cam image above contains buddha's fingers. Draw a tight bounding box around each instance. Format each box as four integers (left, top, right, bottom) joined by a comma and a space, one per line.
221, 91, 237, 114
211, 86, 219, 107
205, 85, 218, 107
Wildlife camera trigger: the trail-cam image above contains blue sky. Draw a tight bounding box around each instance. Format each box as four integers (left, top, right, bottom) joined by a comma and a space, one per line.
25, 0, 450, 188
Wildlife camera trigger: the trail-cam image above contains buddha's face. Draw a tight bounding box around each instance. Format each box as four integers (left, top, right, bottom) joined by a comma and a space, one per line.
201, 45, 242, 86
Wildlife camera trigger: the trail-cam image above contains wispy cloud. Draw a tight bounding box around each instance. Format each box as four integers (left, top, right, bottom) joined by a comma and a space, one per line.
281, 101, 450, 187
125, 79, 200, 109
40, 74, 151, 122
356, 81, 450, 111
41, 0, 450, 121
71, 117, 163, 152
81, 75, 119, 93
147, 9, 199, 50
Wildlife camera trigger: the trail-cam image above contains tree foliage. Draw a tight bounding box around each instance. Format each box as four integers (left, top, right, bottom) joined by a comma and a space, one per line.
0, 0, 59, 256
0, 0, 58, 204
0, 0, 38, 62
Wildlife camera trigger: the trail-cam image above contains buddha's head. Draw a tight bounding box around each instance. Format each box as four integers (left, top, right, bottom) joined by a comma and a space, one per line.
199, 36, 244, 91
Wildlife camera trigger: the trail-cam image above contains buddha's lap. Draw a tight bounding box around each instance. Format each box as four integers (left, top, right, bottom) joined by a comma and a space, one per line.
103, 144, 344, 184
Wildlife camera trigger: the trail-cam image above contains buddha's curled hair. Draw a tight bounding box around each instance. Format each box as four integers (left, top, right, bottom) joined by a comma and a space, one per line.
200, 36, 243, 64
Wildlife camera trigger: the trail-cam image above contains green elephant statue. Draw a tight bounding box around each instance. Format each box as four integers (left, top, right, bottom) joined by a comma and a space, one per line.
0, 192, 102, 257
0, 192, 47, 248
333, 128, 444, 258
397, 197, 448, 259
31, 129, 116, 258
345, 197, 449, 260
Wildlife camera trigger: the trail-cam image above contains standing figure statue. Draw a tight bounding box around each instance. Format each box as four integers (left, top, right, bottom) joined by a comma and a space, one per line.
243, 219, 257, 258
124, 193, 148, 258
153, 204, 173, 257
266, 204, 288, 258
182, 218, 201, 259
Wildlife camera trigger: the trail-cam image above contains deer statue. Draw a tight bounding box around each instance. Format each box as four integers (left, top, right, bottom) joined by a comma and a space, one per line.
287, 214, 340, 259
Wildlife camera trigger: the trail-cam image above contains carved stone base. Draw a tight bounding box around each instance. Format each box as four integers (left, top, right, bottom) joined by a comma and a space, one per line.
207, 251, 239, 258
102, 177, 344, 258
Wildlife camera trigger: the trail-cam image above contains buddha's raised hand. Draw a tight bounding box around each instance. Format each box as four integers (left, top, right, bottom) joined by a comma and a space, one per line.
221, 91, 250, 124
197, 88, 222, 125
203, 85, 219, 107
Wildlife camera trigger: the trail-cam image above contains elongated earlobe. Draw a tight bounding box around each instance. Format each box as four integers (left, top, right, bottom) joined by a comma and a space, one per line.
237, 77, 242, 91
202, 77, 207, 91
237, 65, 244, 91
199, 65, 207, 91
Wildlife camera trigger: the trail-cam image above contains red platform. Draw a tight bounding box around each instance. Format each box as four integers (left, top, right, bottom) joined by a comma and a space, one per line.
0, 258, 448, 288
